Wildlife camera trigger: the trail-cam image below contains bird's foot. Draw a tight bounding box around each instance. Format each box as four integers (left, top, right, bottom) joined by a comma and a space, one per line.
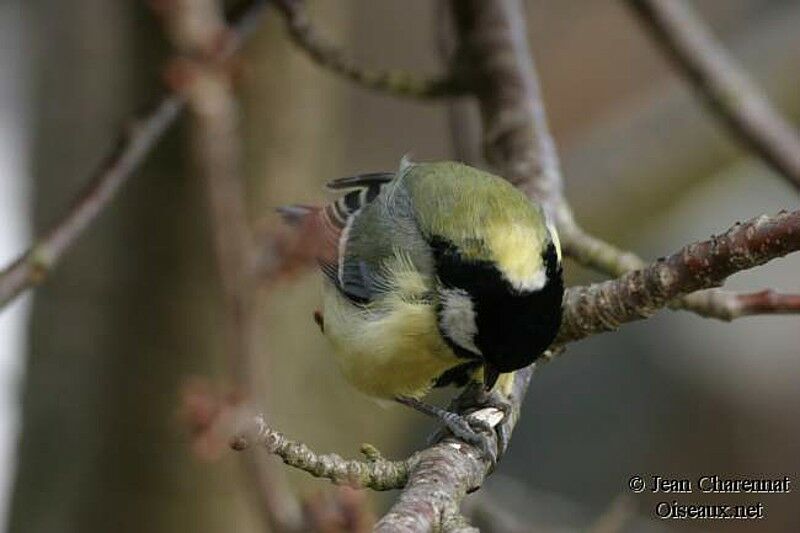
453, 383, 513, 457
396, 395, 501, 468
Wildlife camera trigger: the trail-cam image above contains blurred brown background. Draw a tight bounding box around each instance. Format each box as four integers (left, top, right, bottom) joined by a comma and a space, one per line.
0, 1, 798, 532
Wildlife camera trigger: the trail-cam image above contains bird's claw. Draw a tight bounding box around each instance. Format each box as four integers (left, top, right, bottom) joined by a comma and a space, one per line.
439, 410, 499, 468
449, 384, 513, 460
398, 395, 501, 467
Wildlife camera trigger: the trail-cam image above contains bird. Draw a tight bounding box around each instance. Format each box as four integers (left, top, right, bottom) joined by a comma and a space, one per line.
280, 159, 563, 462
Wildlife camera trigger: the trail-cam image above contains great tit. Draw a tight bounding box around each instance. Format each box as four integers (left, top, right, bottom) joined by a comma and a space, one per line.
282, 160, 563, 457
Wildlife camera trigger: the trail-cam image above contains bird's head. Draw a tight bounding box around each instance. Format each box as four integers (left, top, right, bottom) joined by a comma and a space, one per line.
429, 187, 563, 390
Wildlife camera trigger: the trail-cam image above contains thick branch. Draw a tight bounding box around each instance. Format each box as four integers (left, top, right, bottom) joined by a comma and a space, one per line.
557, 210, 800, 344
0, 0, 269, 312
628, 0, 800, 190
449, 0, 565, 213
373, 440, 485, 533
272, 0, 467, 99
557, 223, 796, 321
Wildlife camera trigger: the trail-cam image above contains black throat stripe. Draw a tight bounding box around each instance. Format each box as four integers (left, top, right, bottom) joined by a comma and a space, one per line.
430, 236, 564, 373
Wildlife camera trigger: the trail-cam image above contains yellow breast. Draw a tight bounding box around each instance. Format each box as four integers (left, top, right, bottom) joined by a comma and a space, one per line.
321, 275, 462, 400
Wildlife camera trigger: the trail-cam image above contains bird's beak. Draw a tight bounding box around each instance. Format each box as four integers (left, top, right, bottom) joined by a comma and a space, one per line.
483, 363, 500, 391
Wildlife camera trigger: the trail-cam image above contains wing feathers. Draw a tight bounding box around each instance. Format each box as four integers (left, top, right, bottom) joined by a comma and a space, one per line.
280, 171, 396, 305
325, 171, 394, 191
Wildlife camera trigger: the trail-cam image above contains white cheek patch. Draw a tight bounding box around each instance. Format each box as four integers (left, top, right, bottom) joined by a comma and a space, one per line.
439, 288, 482, 355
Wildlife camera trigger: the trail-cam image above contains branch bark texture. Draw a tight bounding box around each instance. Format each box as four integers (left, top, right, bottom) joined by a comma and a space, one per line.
449, 0, 565, 213
558, 210, 800, 343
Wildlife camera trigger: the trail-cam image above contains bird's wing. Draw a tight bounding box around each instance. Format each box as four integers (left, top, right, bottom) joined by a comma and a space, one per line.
280, 172, 396, 305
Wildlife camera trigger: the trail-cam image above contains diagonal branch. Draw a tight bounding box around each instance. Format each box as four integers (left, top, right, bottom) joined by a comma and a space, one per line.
557, 209, 800, 344
272, 0, 468, 99
558, 223, 800, 322
0, 0, 270, 312
627, 0, 800, 191
443, 0, 756, 327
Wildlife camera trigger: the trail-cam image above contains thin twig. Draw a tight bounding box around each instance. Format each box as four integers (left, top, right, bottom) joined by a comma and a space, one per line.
628, 0, 800, 190
232, 415, 410, 491
272, 0, 468, 99
0, 96, 181, 308
0, 0, 270, 312
678, 288, 800, 321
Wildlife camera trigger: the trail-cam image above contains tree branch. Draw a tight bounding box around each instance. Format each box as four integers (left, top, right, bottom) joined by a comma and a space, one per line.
627, 0, 800, 191
0, 97, 180, 308
272, 0, 468, 99
232, 415, 410, 491
674, 288, 800, 321
449, 0, 565, 213
557, 209, 800, 344
0, 0, 270, 312
557, 223, 800, 322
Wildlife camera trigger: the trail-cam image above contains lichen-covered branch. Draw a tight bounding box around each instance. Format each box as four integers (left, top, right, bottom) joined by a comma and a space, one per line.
232, 415, 410, 491
627, 0, 800, 190
0, 0, 269, 312
272, 0, 467, 99
373, 441, 484, 532
557, 210, 800, 344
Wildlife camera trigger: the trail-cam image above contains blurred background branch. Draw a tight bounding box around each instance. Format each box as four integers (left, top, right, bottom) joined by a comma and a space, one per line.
0, 0, 268, 312
627, 0, 800, 191
272, 0, 468, 99
0, 97, 181, 309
